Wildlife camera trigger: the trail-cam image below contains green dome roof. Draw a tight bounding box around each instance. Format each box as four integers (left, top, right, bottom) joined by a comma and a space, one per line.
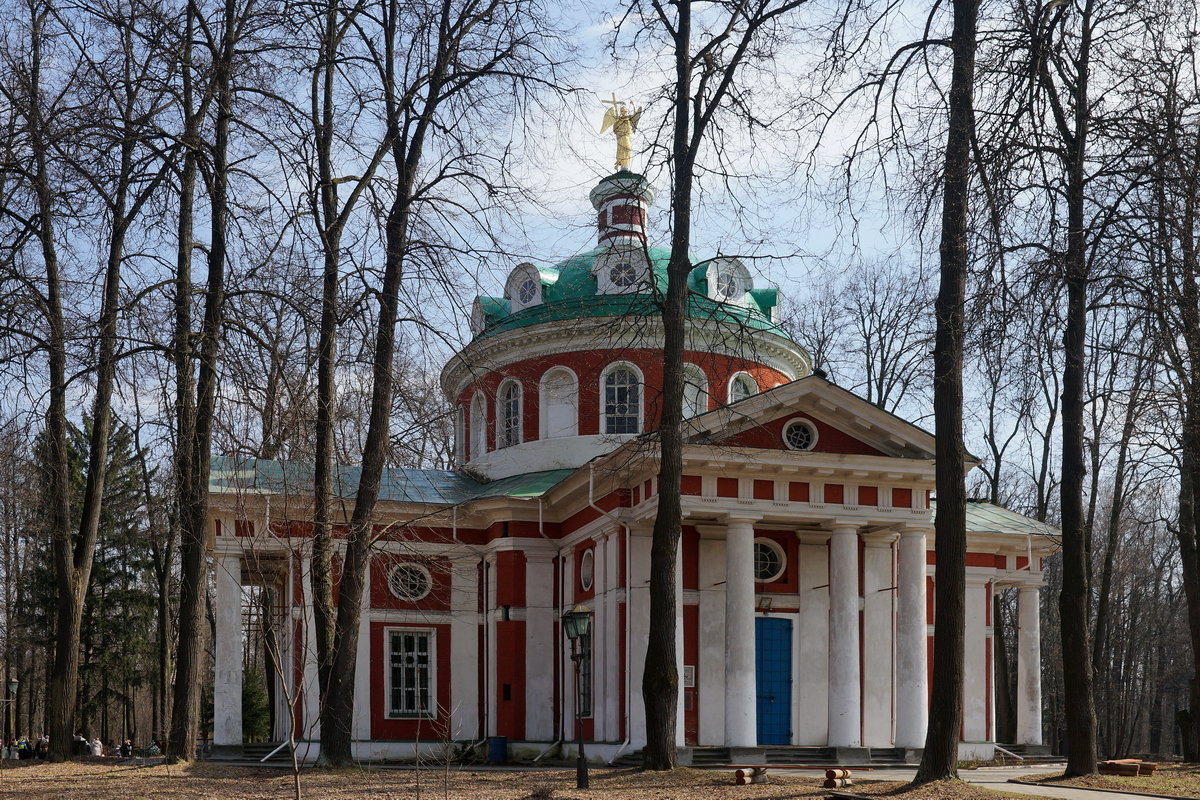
472, 246, 791, 341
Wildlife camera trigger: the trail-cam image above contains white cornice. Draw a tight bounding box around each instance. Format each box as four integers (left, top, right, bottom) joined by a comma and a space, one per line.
440, 315, 810, 399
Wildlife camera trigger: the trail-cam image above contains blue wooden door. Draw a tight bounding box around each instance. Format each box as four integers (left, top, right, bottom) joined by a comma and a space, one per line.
755, 617, 793, 745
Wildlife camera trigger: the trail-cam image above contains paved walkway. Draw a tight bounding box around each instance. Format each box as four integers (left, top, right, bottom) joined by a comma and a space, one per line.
868, 765, 1184, 800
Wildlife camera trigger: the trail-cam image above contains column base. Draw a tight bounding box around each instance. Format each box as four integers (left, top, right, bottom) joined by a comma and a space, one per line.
834, 746, 870, 764
208, 744, 244, 760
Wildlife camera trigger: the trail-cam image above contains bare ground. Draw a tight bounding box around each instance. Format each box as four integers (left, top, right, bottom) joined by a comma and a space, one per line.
1027, 764, 1200, 798
0, 759, 1024, 800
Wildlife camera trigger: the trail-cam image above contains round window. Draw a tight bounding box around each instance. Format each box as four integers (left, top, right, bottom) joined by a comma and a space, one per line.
610, 262, 638, 287
580, 548, 595, 591
518, 277, 538, 304
783, 419, 818, 451
388, 563, 432, 601
753, 539, 785, 583
715, 271, 739, 300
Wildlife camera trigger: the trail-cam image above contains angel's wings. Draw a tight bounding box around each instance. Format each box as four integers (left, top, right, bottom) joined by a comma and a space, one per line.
600, 106, 617, 134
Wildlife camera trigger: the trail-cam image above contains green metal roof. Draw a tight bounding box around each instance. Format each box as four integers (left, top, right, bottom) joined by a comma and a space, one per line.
209, 455, 572, 506
474, 247, 792, 341
931, 499, 1060, 538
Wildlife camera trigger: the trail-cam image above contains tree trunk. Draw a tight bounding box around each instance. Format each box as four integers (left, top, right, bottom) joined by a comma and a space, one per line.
641, 0, 694, 772
912, 0, 975, 782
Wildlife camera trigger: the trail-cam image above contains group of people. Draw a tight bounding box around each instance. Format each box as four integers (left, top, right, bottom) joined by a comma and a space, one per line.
4, 735, 140, 759
5, 734, 49, 760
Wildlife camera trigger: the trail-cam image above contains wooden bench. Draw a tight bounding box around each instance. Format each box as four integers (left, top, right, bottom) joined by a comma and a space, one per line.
726, 765, 863, 786
1099, 759, 1157, 777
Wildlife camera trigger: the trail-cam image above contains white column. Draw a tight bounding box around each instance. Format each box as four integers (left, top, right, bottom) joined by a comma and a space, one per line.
795, 533, 829, 745
894, 528, 929, 748
213, 553, 243, 747
963, 574, 991, 742
861, 533, 896, 747
525, 551, 556, 740
697, 528, 727, 745
724, 518, 757, 747
300, 556, 320, 743
1017, 584, 1043, 745
827, 524, 861, 747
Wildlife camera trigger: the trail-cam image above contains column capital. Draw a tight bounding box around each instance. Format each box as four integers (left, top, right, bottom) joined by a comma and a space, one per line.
719, 513, 763, 526
825, 520, 859, 535
1018, 578, 1046, 590
898, 524, 932, 538
861, 530, 898, 547
695, 524, 726, 539
796, 530, 831, 545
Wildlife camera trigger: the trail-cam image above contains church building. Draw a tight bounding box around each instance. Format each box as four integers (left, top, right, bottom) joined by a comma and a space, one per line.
207, 169, 1055, 764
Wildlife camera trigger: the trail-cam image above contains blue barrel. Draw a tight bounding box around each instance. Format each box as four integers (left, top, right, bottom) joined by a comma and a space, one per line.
487, 736, 507, 763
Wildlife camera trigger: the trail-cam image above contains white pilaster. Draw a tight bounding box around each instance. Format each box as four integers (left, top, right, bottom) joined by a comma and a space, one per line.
676, 538, 686, 746
894, 528, 929, 748
724, 518, 757, 747
963, 573, 992, 742
795, 533, 829, 745
526, 550, 556, 740
451, 554, 481, 740
862, 533, 896, 747
213, 553, 243, 746
697, 527, 727, 745
628, 526, 652, 748
1017, 583, 1043, 745
353, 554, 372, 740
602, 531, 621, 741
827, 524, 861, 747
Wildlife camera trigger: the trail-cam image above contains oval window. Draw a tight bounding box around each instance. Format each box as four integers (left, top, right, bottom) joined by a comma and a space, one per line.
580, 548, 595, 592
753, 539, 785, 583
518, 278, 538, 304
388, 563, 432, 601
783, 419, 818, 451
610, 262, 638, 287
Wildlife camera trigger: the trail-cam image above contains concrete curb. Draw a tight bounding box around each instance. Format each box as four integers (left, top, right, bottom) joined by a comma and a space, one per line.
1008, 777, 1195, 800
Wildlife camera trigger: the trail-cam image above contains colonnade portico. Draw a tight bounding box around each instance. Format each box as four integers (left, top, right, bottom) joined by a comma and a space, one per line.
688, 513, 936, 751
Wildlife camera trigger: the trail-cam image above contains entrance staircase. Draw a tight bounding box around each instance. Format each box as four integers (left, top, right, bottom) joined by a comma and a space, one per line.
612, 746, 914, 768
239, 742, 291, 763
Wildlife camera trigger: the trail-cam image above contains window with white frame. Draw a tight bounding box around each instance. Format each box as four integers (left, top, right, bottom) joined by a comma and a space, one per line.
469, 393, 486, 460
387, 629, 434, 718
729, 372, 758, 403
682, 364, 708, 418
540, 367, 578, 439
603, 365, 641, 434
498, 380, 521, 449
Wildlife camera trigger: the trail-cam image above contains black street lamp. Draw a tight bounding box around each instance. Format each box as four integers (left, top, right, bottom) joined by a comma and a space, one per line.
562, 605, 591, 789
4, 677, 17, 758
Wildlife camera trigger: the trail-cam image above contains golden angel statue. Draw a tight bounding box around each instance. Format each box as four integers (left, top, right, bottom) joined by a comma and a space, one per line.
600, 95, 642, 171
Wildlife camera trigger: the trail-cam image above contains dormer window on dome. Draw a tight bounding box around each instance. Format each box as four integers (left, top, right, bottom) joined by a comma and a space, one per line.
705, 258, 752, 305
504, 263, 543, 312
595, 247, 650, 294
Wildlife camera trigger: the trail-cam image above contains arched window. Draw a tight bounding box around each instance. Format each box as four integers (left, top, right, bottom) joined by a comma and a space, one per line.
682, 364, 708, 418
469, 393, 487, 460
602, 364, 641, 435
497, 380, 522, 449
540, 367, 578, 439
729, 372, 758, 404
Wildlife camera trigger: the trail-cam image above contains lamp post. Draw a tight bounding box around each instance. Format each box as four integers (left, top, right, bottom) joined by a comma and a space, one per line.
3, 678, 17, 761
561, 605, 591, 789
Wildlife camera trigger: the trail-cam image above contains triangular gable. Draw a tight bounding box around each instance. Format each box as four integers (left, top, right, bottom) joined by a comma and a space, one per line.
682, 375, 938, 460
